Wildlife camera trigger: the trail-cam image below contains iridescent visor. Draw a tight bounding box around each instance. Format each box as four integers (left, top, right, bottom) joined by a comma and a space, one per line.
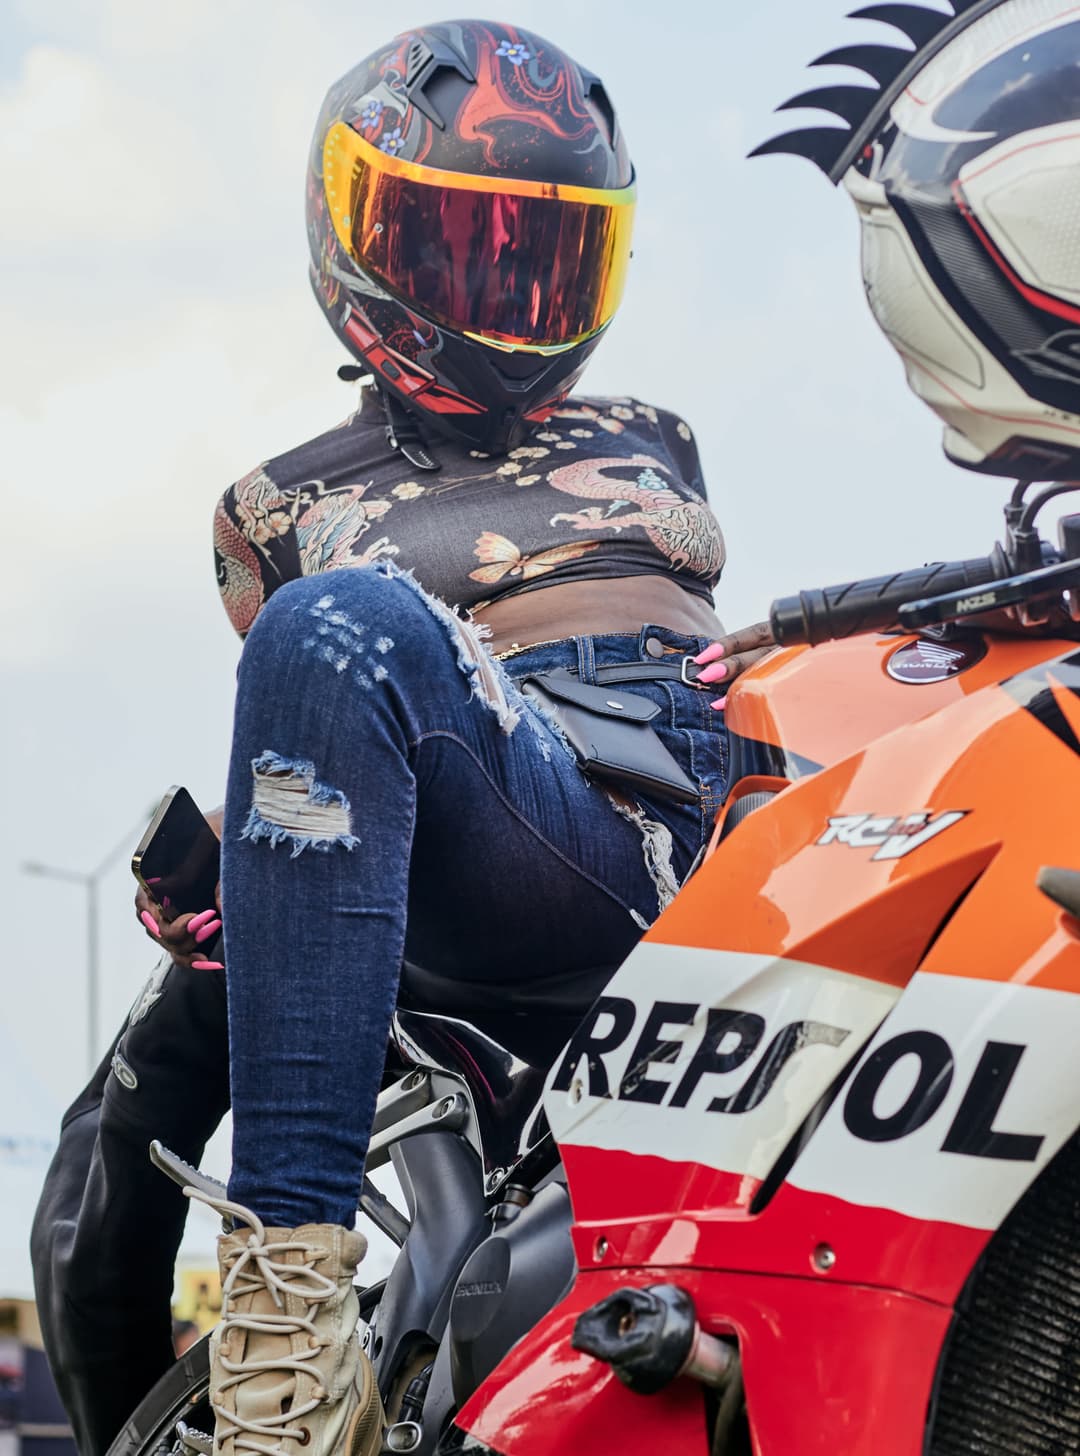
323, 122, 636, 351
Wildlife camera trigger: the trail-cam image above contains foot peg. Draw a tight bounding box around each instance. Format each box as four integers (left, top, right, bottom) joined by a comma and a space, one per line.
149, 1139, 228, 1202
175, 1423, 212, 1456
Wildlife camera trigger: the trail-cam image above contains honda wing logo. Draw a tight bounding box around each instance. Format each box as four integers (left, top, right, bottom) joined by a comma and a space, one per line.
817, 810, 967, 860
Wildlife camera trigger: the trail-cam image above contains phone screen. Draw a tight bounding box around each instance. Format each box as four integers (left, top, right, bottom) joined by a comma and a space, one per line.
132, 787, 221, 917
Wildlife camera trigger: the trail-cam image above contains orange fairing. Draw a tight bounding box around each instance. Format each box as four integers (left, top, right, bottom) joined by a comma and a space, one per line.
322, 123, 635, 349
729, 630, 1059, 774
663, 631, 1080, 994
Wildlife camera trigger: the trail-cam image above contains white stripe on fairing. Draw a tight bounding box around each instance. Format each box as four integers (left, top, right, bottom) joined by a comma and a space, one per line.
544, 944, 899, 1184
787, 971, 1080, 1231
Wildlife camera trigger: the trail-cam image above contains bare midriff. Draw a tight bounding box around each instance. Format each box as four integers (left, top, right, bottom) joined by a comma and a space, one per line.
476, 574, 723, 657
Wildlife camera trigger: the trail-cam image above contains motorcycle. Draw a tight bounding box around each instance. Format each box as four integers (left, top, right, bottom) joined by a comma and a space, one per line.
107, 478, 1080, 1455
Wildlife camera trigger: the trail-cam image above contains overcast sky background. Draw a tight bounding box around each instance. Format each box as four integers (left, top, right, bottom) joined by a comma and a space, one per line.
1, 0, 1007, 1281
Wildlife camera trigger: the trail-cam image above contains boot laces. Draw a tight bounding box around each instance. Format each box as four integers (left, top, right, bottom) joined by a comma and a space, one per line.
183, 1188, 344, 1456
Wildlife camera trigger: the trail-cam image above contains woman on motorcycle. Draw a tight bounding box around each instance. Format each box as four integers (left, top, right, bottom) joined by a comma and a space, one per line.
115, 22, 765, 1456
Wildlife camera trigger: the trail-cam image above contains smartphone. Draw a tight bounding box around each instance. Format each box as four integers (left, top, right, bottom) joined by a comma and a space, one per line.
132, 787, 221, 943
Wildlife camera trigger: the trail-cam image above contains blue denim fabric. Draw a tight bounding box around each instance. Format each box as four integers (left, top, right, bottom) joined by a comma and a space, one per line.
222, 563, 726, 1227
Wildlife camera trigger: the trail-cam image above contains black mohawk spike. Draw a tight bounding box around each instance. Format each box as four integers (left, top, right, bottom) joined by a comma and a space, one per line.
748, 126, 852, 170
752, 0, 1006, 182
848, 4, 949, 48
776, 84, 880, 127
810, 43, 914, 86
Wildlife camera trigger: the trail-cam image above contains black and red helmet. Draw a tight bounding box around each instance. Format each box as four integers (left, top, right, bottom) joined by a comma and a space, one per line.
306, 21, 635, 454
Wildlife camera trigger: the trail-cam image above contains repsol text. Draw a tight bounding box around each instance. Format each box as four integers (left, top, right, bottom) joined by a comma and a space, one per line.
552, 995, 1044, 1162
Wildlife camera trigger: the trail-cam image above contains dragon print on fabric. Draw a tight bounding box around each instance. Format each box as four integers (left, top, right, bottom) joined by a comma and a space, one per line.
228, 467, 294, 549
296, 487, 395, 575
214, 500, 265, 638
214, 391, 725, 638
547, 455, 725, 578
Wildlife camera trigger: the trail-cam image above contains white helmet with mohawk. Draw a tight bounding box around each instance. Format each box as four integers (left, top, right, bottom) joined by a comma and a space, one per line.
756, 0, 1080, 481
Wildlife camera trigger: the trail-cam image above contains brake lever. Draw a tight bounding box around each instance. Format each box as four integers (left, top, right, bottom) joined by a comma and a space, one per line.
897, 556, 1080, 630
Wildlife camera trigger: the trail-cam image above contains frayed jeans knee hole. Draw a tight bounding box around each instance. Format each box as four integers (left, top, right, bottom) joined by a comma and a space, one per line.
241, 751, 360, 856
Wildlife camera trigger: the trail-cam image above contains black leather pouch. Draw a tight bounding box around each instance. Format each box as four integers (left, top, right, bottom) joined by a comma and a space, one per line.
521, 671, 699, 804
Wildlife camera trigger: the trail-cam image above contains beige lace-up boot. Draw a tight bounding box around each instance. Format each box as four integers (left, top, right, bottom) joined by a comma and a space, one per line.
200, 1195, 383, 1456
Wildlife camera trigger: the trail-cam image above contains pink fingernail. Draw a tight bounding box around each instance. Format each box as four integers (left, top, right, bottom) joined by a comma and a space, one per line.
191, 959, 224, 970
698, 662, 728, 683
140, 910, 161, 938
162, 895, 171, 910
693, 644, 724, 664
146, 876, 162, 885
195, 919, 222, 944
188, 908, 216, 931
711, 696, 727, 711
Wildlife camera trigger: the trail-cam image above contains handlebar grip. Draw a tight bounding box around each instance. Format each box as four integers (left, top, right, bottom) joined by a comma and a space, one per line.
769, 556, 998, 646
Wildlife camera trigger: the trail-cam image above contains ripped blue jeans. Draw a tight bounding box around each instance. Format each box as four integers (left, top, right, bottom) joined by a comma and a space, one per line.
222, 563, 726, 1227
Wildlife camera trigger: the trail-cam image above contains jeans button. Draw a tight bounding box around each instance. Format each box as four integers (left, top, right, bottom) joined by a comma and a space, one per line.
644, 636, 665, 658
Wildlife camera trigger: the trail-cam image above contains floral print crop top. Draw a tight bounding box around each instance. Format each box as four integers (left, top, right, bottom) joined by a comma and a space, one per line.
214, 389, 725, 637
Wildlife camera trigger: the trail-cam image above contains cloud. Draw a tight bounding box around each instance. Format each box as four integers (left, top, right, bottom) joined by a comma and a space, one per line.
0, 45, 216, 249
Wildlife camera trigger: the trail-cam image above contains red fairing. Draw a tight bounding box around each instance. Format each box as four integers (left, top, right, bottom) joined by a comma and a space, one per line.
455, 1267, 950, 1456
560, 1147, 989, 1307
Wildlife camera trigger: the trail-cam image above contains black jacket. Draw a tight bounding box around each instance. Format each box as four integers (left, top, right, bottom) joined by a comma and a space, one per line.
30, 956, 229, 1456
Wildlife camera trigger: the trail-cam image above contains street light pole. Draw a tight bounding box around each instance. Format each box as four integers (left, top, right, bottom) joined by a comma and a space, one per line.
23, 807, 155, 1077
87, 876, 100, 1078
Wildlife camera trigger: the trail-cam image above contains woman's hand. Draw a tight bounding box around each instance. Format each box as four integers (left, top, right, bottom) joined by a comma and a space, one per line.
135, 806, 224, 969
693, 621, 778, 709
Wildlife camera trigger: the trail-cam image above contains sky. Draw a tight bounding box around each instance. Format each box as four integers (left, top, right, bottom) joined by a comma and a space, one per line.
0, 0, 1009, 1286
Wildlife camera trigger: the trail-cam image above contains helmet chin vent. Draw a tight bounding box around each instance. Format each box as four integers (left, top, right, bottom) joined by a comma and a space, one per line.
487, 350, 554, 383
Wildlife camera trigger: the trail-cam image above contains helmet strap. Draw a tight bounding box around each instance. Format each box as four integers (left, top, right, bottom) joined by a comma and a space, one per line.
380, 389, 441, 473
